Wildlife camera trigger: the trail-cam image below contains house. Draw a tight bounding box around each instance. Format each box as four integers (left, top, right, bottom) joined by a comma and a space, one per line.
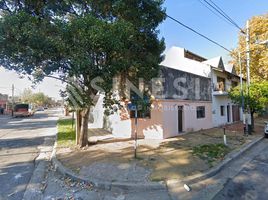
202, 57, 243, 126
0, 93, 8, 114
89, 46, 242, 139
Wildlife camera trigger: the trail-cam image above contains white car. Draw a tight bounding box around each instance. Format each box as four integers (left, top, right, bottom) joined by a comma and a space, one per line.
265, 121, 268, 138
36, 107, 45, 111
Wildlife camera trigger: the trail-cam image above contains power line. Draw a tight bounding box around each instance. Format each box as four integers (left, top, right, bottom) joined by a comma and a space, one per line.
197, 0, 234, 26
207, 0, 242, 29
143, 0, 232, 52
201, 0, 245, 33
166, 15, 232, 53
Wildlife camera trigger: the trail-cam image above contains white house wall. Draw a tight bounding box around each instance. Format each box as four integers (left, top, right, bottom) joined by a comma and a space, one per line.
211, 69, 242, 127
212, 96, 233, 126
88, 93, 132, 138
88, 94, 105, 129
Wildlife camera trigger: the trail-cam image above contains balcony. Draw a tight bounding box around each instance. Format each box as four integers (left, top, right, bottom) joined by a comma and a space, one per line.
213, 83, 228, 96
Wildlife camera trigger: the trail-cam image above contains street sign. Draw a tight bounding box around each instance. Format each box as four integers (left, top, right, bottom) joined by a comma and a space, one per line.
127, 103, 137, 111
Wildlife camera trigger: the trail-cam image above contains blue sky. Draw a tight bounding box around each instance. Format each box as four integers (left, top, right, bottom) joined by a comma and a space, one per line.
0, 1, 267, 99
159, 0, 268, 60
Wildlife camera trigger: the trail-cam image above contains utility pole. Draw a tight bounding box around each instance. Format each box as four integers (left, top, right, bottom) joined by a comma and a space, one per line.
246, 20, 251, 86
11, 84, 14, 116
245, 20, 251, 134
238, 52, 244, 112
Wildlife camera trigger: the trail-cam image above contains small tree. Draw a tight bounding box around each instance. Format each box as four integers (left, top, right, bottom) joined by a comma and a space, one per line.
229, 81, 268, 129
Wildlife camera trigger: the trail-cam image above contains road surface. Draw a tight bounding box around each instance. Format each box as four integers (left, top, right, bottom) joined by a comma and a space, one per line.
213, 139, 268, 200
0, 110, 58, 200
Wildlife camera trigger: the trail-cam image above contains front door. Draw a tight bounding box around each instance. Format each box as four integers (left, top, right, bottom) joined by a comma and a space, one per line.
232, 105, 240, 122
178, 106, 183, 133
227, 105, 230, 123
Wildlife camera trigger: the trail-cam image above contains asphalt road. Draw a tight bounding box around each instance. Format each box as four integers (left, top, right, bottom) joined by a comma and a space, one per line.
0, 110, 59, 200
213, 139, 268, 200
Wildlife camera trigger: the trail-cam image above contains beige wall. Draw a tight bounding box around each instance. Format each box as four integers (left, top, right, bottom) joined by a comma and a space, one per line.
90, 96, 212, 139
131, 101, 164, 139
129, 99, 213, 139
161, 100, 213, 138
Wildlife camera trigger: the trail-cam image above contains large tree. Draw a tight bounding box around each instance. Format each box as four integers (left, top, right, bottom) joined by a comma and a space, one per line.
230, 13, 268, 82
229, 81, 268, 130
0, 0, 166, 147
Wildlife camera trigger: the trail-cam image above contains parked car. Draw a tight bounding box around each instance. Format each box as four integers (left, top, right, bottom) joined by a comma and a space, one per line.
13, 104, 34, 117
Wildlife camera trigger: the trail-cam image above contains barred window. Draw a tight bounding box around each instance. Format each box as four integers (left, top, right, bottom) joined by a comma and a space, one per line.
197, 106, 205, 119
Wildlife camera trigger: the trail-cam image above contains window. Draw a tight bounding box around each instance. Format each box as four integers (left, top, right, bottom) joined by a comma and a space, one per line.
197, 106, 205, 119
216, 77, 226, 91
220, 106, 225, 116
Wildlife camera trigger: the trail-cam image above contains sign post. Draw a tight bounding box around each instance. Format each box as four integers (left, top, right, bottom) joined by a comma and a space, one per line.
127, 102, 138, 159
134, 107, 138, 159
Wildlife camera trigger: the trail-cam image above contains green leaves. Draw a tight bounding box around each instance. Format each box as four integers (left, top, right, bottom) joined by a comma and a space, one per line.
0, 0, 166, 111
229, 81, 268, 114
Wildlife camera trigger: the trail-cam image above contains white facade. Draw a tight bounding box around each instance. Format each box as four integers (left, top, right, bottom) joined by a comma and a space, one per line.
163, 46, 243, 128
205, 58, 243, 127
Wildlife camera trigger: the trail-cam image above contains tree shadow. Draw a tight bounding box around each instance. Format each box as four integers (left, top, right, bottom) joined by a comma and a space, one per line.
0, 135, 55, 150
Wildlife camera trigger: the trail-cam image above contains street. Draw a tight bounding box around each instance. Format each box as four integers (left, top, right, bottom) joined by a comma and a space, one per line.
0, 110, 58, 200
213, 139, 268, 200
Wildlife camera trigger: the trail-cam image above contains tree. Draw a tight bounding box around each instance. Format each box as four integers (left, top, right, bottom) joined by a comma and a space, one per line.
20, 88, 34, 103
229, 81, 268, 129
31, 92, 50, 106
20, 89, 54, 106
230, 13, 268, 82
0, 0, 166, 147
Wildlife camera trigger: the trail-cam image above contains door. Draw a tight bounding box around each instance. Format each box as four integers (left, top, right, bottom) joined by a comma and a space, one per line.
227, 105, 230, 123
232, 105, 240, 122
178, 106, 183, 133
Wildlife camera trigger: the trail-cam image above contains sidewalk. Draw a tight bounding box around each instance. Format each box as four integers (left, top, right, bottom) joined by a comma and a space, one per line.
167, 138, 268, 200
52, 117, 266, 198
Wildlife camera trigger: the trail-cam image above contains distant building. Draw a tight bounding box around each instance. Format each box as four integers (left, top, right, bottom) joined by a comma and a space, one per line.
0, 93, 9, 113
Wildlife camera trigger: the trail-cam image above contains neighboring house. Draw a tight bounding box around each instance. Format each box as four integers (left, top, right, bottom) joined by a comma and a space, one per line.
202, 56, 243, 127
89, 46, 242, 139
0, 93, 8, 113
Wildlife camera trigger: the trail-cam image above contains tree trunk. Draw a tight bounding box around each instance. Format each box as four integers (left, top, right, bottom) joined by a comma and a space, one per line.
251, 112, 255, 131
79, 108, 90, 148
75, 110, 82, 145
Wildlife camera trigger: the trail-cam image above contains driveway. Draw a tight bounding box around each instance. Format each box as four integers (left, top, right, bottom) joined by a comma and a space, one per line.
0, 109, 59, 200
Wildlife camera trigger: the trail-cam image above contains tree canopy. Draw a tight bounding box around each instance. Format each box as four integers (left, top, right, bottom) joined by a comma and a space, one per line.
0, 0, 166, 147
20, 88, 55, 106
231, 13, 268, 82
229, 81, 268, 128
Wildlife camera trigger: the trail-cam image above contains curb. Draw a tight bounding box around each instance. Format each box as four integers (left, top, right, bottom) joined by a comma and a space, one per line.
51, 135, 167, 192
22, 158, 48, 200
23, 136, 57, 200
167, 135, 264, 186
51, 134, 264, 192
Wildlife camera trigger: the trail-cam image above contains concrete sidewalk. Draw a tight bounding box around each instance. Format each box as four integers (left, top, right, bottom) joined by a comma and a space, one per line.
49, 136, 266, 200
51, 117, 267, 199
168, 138, 268, 200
